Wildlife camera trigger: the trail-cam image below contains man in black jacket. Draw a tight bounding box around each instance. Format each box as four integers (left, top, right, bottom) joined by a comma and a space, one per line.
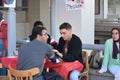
53, 22, 83, 80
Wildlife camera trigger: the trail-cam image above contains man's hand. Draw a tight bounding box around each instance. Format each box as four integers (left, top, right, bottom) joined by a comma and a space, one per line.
52, 49, 63, 58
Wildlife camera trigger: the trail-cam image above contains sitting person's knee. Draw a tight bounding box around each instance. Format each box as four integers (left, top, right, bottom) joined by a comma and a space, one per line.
69, 70, 80, 80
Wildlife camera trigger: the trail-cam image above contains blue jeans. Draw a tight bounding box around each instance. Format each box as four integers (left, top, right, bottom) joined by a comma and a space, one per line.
0, 39, 4, 57
0, 67, 7, 76
39, 75, 44, 80
69, 70, 80, 80
109, 66, 120, 80
0, 39, 7, 76
0, 39, 7, 57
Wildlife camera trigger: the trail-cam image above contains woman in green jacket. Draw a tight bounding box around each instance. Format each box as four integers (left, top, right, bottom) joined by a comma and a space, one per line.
98, 27, 120, 80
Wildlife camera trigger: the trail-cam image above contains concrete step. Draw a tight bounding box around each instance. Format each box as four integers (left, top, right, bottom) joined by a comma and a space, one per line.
89, 68, 114, 80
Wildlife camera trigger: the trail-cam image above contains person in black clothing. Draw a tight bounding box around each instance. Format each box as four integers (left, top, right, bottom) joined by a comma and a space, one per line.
53, 22, 83, 80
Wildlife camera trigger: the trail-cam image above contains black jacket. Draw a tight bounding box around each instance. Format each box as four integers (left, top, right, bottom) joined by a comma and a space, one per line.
57, 34, 83, 64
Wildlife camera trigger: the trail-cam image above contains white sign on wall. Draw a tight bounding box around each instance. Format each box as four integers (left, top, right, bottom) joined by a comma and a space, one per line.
65, 0, 84, 11
3, 0, 16, 8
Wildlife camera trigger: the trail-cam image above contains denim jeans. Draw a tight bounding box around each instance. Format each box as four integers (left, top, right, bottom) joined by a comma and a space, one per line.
39, 75, 45, 80
0, 39, 4, 57
0, 67, 7, 76
109, 66, 120, 80
69, 70, 80, 80
0, 39, 7, 76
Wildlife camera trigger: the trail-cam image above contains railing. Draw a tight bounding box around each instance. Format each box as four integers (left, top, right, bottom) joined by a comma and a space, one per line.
82, 44, 104, 50
16, 40, 27, 44
16, 40, 105, 51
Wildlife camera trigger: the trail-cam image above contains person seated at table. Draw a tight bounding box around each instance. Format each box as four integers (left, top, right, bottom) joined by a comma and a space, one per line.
17, 26, 58, 80
28, 20, 57, 49
53, 22, 83, 80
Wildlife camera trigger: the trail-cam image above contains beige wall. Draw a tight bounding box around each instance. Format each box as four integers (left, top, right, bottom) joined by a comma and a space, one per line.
11, 0, 50, 39
28, 0, 50, 34
28, 0, 40, 29
40, 0, 50, 34
16, 23, 30, 39
24, 0, 50, 39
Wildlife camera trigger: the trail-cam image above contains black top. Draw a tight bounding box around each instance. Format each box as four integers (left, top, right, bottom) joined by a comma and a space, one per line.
57, 34, 83, 64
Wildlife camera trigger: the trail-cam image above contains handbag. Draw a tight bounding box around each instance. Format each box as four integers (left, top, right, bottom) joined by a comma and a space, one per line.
88, 50, 103, 69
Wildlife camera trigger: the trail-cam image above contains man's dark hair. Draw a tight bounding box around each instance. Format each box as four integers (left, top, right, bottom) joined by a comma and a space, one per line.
59, 22, 72, 30
29, 26, 46, 41
33, 21, 43, 27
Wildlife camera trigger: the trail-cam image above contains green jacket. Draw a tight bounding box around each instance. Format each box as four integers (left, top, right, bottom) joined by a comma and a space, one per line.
102, 39, 120, 69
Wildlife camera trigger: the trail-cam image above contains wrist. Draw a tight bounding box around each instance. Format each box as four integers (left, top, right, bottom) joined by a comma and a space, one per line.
58, 52, 63, 58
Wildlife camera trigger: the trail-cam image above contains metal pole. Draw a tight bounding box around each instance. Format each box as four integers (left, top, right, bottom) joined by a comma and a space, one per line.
7, 8, 16, 56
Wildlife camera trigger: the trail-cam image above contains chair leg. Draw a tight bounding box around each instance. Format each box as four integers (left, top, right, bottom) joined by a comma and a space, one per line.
86, 73, 89, 80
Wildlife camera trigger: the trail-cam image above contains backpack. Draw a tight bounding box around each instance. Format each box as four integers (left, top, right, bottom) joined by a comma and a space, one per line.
43, 71, 64, 80
88, 50, 103, 69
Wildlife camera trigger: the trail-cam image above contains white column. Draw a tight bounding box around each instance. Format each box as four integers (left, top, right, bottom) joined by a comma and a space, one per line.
104, 0, 108, 19
80, 0, 95, 44
8, 8, 16, 56
50, 0, 57, 39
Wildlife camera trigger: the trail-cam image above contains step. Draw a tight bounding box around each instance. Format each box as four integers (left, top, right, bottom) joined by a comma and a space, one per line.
89, 68, 114, 80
